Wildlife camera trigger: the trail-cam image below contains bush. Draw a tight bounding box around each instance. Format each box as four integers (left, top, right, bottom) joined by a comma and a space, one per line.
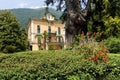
0, 31, 120, 79
67, 32, 109, 64
0, 50, 120, 79
64, 32, 120, 80
3, 45, 16, 53
104, 37, 120, 53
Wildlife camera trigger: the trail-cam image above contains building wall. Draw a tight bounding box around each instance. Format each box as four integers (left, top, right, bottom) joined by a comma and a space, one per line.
28, 19, 65, 50
32, 44, 39, 50
32, 19, 65, 43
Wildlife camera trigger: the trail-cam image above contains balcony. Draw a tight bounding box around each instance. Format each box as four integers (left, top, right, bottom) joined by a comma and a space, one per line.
35, 33, 42, 36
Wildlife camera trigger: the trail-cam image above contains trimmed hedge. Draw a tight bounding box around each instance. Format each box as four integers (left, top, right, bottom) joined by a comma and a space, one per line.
0, 51, 120, 80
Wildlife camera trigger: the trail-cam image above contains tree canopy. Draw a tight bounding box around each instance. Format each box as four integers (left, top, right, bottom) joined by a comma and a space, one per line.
45, 0, 120, 45
45, 0, 92, 45
0, 10, 29, 53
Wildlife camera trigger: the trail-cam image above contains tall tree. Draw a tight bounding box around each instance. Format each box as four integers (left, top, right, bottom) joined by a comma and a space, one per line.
45, 0, 92, 45
45, 0, 120, 44
88, 0, 120, 38
0, 10, 29, 53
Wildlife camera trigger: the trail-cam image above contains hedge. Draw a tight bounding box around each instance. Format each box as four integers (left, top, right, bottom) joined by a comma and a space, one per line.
0, 50, 120, 80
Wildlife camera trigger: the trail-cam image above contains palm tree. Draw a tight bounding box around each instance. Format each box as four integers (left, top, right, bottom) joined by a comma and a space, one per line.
43, 31, 48, 50
36, 34, 43, 50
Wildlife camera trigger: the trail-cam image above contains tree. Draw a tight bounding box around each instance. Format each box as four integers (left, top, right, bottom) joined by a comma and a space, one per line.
45, 0, 92, 45
36, 31, 48, 50
0, 10, 29, 53
36, 34, 44, 50
45, 0, 120, 44
43, 31, 48, 50
88, 0, 120, 39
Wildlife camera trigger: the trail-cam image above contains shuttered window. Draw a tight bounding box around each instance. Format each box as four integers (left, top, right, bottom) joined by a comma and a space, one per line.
48, 26, 51, 33
37, 25, 40, 33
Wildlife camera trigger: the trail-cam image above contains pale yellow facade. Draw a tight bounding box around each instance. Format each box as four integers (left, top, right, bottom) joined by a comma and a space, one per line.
28, 13, 66, 50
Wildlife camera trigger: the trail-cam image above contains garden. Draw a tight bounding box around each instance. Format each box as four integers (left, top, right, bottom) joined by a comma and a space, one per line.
0, 0, 120, 79
0, 33, 120, 80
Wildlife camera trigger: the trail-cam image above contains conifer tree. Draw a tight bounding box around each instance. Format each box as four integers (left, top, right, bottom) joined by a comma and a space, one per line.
45, 0, 120, 44
0, 10, 29, 53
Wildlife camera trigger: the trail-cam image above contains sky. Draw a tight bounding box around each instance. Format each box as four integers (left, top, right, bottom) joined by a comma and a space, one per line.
0, 0, 48, 10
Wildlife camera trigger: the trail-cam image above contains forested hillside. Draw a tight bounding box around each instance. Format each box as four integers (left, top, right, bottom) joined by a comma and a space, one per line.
10, 8, 62, 28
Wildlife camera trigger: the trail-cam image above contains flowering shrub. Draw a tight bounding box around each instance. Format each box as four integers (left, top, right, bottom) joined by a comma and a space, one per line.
69, 32, 120, 80
72, 31, 109, 64
89, 42, 109, 64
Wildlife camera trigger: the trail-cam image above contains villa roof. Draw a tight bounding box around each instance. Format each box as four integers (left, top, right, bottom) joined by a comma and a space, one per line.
32, 7, 62, 20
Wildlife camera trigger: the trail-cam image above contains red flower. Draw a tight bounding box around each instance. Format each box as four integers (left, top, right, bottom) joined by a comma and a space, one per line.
99, 32, 103, 35
103, 52, 107, 55
98, 50, 102, 53
94, 59, 98, 63
103, 55, 107, 59
89, 56, 93, 61
87, 32, 91, 36
95, 55, 99, 60
94, 32, 96, 35
94, 52, 96, 55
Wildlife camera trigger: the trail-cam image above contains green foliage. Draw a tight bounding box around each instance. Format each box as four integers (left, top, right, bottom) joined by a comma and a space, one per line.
104, 37, 120, 53
0, 49, 120, 79
49, 45, 55, 50
64, 32, 120, 79
108, 54, 120, 66
103, 16, 120, 37
88, 0, 120, 39
3, 45, 16, 53
69, 32, 109, 64
0, 10, 29, 53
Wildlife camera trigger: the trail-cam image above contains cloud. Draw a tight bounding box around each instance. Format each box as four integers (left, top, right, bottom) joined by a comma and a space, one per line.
30, 6, 41, 9
41, 5, 47, 8
18, 3, 28, 8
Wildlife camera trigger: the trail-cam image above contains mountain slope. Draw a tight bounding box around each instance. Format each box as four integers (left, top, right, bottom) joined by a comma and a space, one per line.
10, 8, 62, 28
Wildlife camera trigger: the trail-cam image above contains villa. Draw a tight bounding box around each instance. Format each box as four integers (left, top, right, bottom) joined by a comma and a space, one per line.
27, 8, 66, 50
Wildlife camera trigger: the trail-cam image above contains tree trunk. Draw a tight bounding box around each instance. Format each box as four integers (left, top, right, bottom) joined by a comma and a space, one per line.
65, 0, 91, 46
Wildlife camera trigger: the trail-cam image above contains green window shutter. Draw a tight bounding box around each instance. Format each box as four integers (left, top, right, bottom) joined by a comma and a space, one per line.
58, 27, 61, 42
37, 25, 40, 33
48, 26, 51, 33
58, 27, 61, 34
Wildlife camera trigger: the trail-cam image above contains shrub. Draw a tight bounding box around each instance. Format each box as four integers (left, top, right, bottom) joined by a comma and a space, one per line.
49, 45, 55, 50
64, 32, 120, 79
3, 45, 16, 53
0, 51, 120, 79
0, 31, 120, 79
104, 37, 120, 53
69, 32, 109, 64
